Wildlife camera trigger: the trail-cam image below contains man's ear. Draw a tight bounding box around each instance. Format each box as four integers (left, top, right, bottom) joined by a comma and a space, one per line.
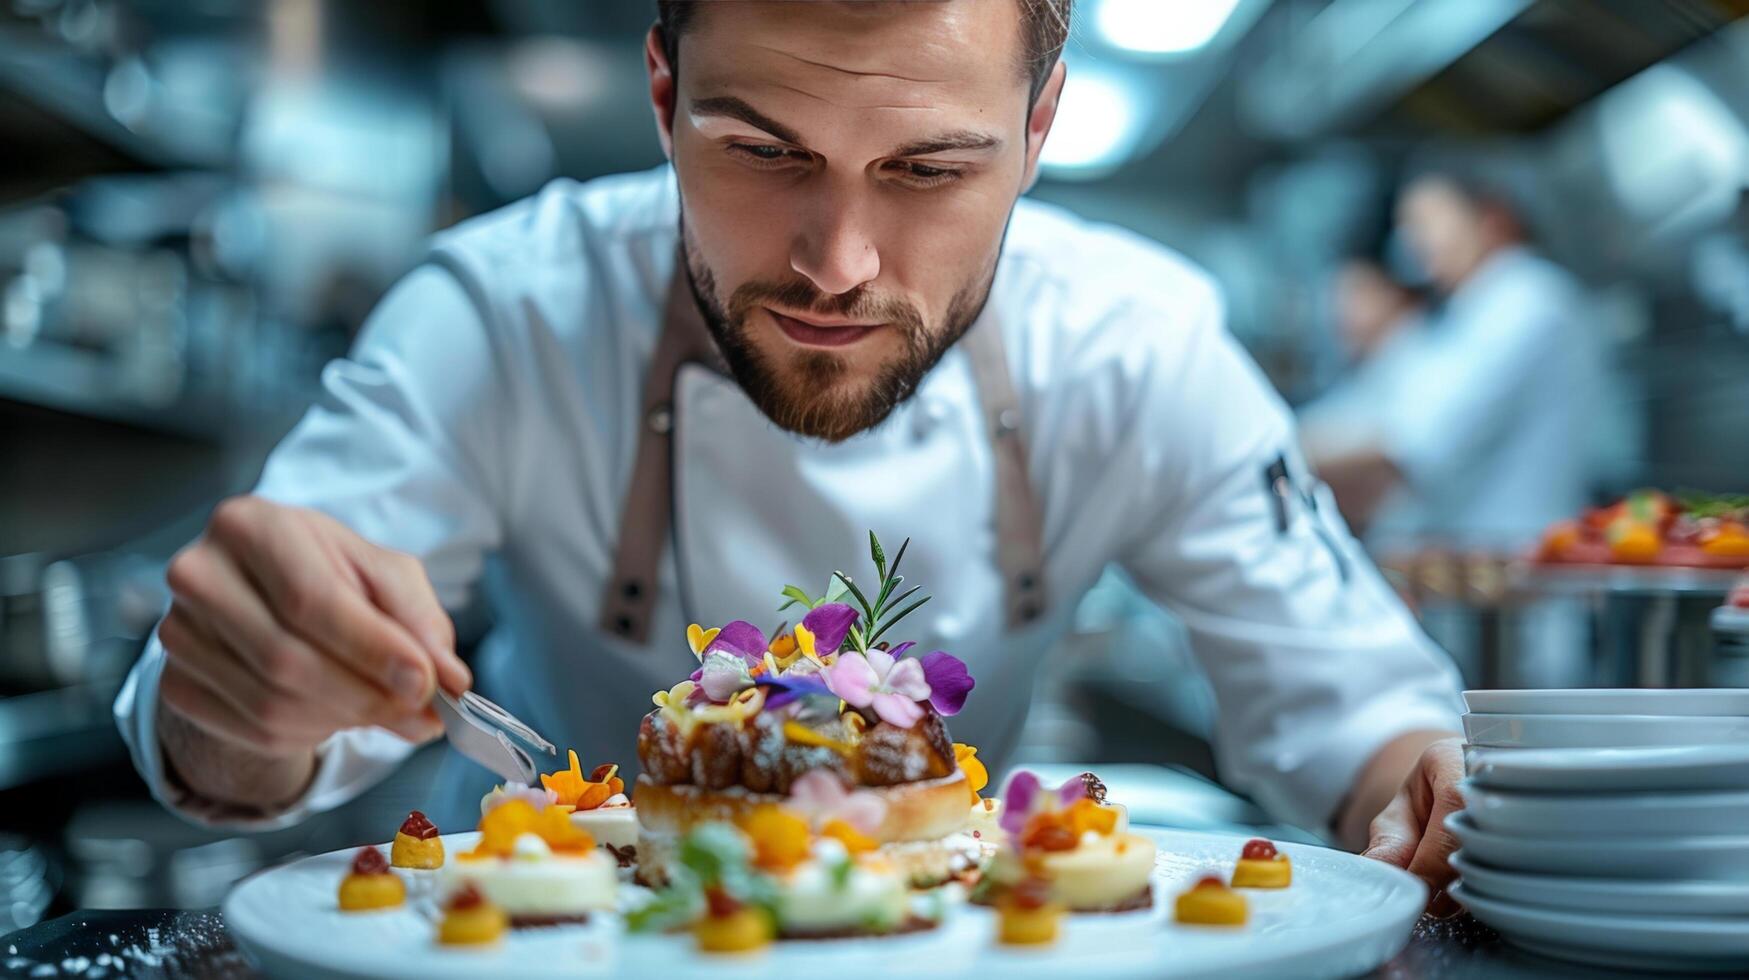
645, 25, 677, 160
1020, 59, 1066, 193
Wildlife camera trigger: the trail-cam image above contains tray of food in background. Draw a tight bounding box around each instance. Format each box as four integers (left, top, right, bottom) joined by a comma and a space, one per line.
1535, 490, 1749, 570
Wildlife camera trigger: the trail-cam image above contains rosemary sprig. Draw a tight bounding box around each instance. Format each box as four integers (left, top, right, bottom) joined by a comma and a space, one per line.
832, 532, 929, 654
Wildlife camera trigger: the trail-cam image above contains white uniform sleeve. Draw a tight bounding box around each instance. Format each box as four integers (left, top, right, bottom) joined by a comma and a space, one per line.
1119, 294, 1464, 834
114, 262, 519, 829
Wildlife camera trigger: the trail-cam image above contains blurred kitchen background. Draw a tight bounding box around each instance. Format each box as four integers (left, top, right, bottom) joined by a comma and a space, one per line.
3, 0, 1748, 936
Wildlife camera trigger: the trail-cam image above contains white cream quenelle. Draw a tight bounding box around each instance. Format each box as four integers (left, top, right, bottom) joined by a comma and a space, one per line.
114, 164, 1462, 838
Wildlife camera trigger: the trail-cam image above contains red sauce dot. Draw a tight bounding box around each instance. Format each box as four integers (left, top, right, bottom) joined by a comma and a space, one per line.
705, 886, 742, 918
350, 846, 390, 875
398, 810, 440, 840
1241, 838, 1277, 861
447, 883, 486, 911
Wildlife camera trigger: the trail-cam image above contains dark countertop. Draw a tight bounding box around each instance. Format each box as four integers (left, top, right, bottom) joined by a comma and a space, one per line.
2, 907, 1718, 979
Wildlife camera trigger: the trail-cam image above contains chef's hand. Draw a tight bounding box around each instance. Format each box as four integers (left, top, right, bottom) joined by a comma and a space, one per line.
155, 496, 471, 809
1356, 735, 1466, 916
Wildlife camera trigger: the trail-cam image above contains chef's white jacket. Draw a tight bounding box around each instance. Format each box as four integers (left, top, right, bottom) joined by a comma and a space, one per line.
115, 166, 1464, 835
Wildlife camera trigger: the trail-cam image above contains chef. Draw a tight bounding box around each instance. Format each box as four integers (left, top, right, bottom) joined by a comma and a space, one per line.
1314, 169, 1606, 547
114, 0, 1468, 904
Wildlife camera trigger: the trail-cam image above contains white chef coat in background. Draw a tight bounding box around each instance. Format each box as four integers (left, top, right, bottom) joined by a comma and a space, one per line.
1379, 246, 1604, 548
115, 165, 1464, 836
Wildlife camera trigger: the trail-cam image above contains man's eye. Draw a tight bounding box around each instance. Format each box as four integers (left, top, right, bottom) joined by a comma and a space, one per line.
729, 143, 800, 165
885, 160, 963, 187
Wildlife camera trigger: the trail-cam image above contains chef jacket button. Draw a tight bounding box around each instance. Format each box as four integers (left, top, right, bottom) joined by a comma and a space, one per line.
621, 580, 642, 600
647, 403, 674, 435
614, 614, 635, 635
1017, 571, 1037, 591
1017, 602, 1040, 623
996, 408, 1019, 435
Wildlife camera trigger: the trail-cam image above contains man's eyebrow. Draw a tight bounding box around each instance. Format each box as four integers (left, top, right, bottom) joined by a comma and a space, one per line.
690, 96, 803, 144
890, 131, 1003, 157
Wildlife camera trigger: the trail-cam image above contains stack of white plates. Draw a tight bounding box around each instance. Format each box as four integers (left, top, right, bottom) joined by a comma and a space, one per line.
1449, 689, 1749, 973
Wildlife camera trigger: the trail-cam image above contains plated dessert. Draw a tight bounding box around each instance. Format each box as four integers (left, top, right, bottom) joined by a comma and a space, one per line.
975, 770, 1157, 916
316, 532, 1320, 960
481, 752, 639, 866
1538, 489, 1749, 568
389, 811, 444, 870
439, 795, 618, 926
627, 808, 946, 949
634, 534, 983, 892
1230, 837, 1291, 889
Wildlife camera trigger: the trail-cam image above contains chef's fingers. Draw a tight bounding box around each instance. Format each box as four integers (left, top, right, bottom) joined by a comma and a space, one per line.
1359, 793, 1419, 869
167, 543, 401, 728
1404, 776, 1466, 894
208, 500, 436, 710
159, 657, 285, 754
351, 542, 472, 696
161, 605, 390, 743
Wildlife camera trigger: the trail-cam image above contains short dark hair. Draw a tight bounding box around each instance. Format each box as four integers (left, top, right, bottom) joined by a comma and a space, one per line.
655, 0, 1072, 105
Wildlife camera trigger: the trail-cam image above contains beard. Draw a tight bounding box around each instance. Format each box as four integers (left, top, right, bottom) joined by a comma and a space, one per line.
680, 220, 996, 443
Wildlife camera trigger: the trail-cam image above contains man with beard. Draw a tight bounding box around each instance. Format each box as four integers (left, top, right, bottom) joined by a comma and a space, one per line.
115, 0, 1468, 906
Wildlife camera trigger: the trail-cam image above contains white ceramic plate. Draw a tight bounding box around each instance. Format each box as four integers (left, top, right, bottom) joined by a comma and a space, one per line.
1460, 781, 1749, 837
1463, 688, 1749, 716
1451, 851, 1749, 916
224, 828, 1424, 980
1450, 881, 1749, 974
1462, 712, 1749, 749
1465, 743, 1749, 792
1445, 811, 1749, 880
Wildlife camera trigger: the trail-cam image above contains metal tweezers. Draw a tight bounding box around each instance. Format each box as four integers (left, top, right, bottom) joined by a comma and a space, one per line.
433, 689, 557, 786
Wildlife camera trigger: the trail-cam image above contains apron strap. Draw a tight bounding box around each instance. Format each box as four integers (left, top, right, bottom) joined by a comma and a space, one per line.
598, 270, 719, 644
960, 316, 1048, 627
600, 266, 1048, 642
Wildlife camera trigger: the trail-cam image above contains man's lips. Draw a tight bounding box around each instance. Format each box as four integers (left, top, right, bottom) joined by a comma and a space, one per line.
766, 308, 884, 348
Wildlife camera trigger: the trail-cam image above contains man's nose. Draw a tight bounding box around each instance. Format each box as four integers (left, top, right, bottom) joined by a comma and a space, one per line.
790, 182, 881, 298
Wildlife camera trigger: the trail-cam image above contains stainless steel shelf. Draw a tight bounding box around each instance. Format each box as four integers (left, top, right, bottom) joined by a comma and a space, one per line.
0, 684, 127, 792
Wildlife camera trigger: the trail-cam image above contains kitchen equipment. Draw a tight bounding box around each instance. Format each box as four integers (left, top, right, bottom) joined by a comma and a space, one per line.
1462, 711, 1749, 749
432, 689, 556, 786
1445, 811, 1749, 880
1450, 851, 1749, 917
1463, 687, 1749, 715
1449, 881, 1749, 974
1462, 782, 1749, 838
1453, 687, 1749, 970
223, 826, 1425, 980
1466, 742, 1749, 792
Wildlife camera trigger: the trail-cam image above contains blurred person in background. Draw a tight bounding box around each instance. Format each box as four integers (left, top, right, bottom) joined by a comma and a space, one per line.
1300, 256, 1433, 549
1314, 168, 1604, 552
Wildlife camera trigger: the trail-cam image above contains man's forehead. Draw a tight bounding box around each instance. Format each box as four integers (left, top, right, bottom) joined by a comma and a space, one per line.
679, 1, 1028, 120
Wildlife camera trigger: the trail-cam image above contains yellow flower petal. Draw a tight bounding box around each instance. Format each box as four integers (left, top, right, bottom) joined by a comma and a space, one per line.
783, 720, 854, 756
954, 743, 989, 799
795, 623, 820, 662
686, 624, 721, 656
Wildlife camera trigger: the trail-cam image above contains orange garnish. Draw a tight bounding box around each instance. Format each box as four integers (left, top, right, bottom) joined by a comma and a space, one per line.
1021, 812, 1077, 852
1065, 798, 1118, 837
738, 805, 811, 871
541, 751, 622, 810
821, 819, 877, 854
534, 804, 595, 853
474, 799, 537, 857
769, 632, 798, 658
